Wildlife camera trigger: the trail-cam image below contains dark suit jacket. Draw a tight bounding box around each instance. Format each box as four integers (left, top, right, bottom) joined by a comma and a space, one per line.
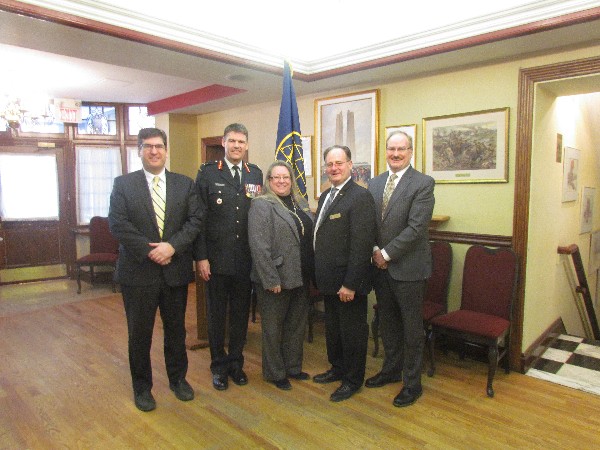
193, 160, 263, 278
314, 180, 376, 295
109, 169, 202, 287
368, 166, 435, 281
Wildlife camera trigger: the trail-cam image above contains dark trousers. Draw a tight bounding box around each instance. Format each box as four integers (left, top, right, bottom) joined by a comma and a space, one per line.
374, 271, 425, 390
257, 284, 309, 381
206, 273, 252, 375
323, 293, 369, 388
121, 282, 189, 394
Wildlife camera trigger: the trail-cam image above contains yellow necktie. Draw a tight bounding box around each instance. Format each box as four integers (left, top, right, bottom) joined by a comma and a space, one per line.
151, 176, 165, 238
381, 173, 398, 218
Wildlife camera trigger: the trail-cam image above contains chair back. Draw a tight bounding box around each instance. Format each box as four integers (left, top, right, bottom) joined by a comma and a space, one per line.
89, 216, 119, 254
461, 245, 518, 320
424, 241, 452, 312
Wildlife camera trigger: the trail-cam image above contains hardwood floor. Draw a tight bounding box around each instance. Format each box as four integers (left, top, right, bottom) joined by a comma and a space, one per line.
1, 282, 600, 449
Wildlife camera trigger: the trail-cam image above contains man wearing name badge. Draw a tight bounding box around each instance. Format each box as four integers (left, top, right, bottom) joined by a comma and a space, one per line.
312, 145, 376, 402
366, 130, 435, 407
194, 123, 263, 391
109, 127, 202, 412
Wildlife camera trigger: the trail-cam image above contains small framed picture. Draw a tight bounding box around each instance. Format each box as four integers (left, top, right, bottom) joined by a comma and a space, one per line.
562, 146, 580, 202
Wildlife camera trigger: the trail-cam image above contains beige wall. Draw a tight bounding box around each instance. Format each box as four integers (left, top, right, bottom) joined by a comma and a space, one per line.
167, 114, 199, 179
189, 43, 600, 353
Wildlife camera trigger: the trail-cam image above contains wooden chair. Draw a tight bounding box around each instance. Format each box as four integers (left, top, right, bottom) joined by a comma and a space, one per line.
423, 241, 453, 376
75, 216, 119, 294
429, 245, 518, 397
371, 240, 453, 360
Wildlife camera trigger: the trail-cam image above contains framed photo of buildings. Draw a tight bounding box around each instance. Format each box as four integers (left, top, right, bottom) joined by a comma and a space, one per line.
423, 107, 509, 183
314, 89, 379, 198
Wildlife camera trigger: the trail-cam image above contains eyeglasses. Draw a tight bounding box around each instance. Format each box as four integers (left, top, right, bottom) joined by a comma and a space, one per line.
325, 161, 349, 169
386, 146, 412, 152
270, 175, 291, 181
141, 144, 166, 150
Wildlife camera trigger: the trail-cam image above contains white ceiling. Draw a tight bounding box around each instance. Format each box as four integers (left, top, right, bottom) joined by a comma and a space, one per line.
1, 0, 600, 115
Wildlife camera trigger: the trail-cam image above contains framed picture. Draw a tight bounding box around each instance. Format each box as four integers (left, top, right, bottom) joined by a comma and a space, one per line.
314, 89, 379, 198
580, 187, 595, 234
562, 146, 580, 202
301, 135, 312, 177
423, 107, 509, 183
385, 124, 417, 171
556, 133, 563, 163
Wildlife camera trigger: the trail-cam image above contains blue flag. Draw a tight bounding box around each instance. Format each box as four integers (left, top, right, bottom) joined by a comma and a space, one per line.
276, 61, 307, 200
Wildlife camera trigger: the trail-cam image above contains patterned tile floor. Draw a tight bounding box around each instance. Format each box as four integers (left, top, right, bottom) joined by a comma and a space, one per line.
526, 334, 600, 396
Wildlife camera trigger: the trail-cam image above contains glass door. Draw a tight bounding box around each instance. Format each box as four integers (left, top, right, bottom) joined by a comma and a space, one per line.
0, 145, 68, 283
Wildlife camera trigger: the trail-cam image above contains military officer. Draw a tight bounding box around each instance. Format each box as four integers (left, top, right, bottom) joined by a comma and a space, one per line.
194, 123, 263, 391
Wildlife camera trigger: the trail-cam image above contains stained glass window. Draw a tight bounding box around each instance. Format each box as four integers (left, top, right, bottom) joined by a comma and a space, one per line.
19, 116, 65, 134
77, 105, 117, 135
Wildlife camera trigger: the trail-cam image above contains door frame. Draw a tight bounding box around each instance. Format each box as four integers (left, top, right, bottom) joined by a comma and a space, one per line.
512, 55, 600, 370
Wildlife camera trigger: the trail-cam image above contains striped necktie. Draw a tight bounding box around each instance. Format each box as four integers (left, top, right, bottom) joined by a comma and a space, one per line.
151, 176, 165, 238
381, 173, 398, 219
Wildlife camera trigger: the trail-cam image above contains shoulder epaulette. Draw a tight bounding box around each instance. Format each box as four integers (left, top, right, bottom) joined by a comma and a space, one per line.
246, 162, 261, 171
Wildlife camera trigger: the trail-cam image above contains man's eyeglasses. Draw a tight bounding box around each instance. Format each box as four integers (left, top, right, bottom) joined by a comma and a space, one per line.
325, 161, 349, 169
386, 146, 412, 152
270, 175, 291, 181
141, 144, 166, 150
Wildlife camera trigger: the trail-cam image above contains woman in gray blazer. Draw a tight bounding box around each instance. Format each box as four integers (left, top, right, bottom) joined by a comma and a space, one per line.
248, 161, 314, 390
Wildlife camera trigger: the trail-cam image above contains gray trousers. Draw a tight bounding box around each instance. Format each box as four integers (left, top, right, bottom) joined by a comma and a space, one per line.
256, 283, 310, 381
374, 271, 425, 390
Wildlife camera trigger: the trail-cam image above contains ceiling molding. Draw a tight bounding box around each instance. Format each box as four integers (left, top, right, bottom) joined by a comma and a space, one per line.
3, 0, 600, 79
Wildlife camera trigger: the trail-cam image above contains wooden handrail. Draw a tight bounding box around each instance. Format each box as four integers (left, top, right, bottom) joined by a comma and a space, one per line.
557, 244, 600, 340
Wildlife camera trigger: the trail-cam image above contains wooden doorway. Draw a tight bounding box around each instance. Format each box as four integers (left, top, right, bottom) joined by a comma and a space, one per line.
513, 55, 600, 371
201, 135, 249, 163
0, 145, 69, 284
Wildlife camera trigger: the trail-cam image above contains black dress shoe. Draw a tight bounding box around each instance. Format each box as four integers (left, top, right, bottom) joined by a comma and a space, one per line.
330, 383, 360, 402
313, 369, 342, 384
134, 390, 156, 412
288, 371, 310, 380
170, 379, 194, 401
393, 386, 423, 407
212, 374, 229, 391
365, 372, 402, 388
269, 378, 292, 390
230, 369, 248, 386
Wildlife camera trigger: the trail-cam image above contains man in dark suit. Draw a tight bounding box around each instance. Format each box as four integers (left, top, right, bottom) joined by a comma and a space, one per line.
109, 127, 202, 412
312, 145, 376, 402
194, 123, 263, 391
366, 130, 435, 407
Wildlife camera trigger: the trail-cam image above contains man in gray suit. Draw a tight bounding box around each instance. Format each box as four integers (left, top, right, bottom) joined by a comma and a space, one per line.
366, 131, 435, 407
109, 127, 202, 412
